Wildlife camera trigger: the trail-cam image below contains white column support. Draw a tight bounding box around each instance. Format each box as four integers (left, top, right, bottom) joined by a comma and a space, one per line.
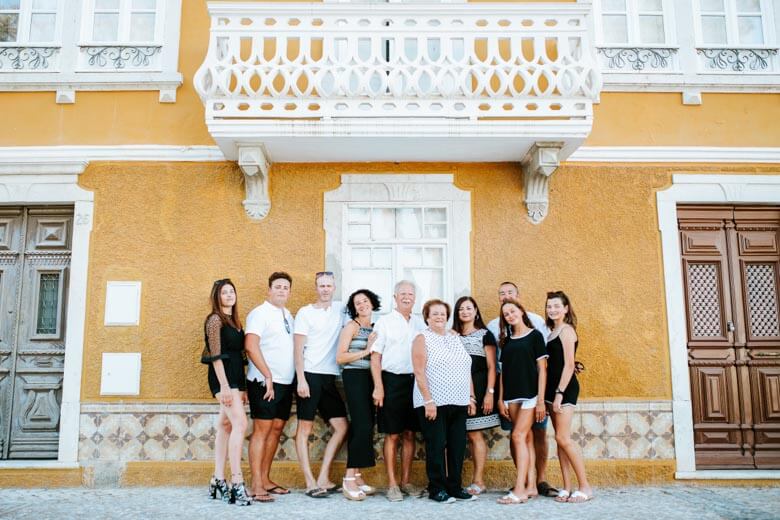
0, 164, 93, 464
521, 142, 563, 224
238, 145, 271, 221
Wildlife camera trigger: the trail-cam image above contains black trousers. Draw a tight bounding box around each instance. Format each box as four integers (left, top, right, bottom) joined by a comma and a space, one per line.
416, 404, 467, 496
342, 369, 376, 468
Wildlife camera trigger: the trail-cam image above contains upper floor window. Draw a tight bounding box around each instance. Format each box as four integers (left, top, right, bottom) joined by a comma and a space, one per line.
0, 0, 60, 44
85, 0, 161, 44
697, 0, 771, 45
598, 0, 672, 45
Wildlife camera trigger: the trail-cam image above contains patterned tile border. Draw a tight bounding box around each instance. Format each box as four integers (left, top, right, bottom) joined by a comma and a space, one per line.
78, 401, 674, 463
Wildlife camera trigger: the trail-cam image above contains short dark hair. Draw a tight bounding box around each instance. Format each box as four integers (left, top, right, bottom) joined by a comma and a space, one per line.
499, 281, 518, 290
268, 271, 292, 288
346, 289, 382, 319
422, 299, 451, 323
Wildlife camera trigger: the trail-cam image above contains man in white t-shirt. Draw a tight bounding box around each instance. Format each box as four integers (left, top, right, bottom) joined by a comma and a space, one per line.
293, 271, 348, 498
245, 272, 296, 500
487, 281, 555, 498
370, 280, 427, 502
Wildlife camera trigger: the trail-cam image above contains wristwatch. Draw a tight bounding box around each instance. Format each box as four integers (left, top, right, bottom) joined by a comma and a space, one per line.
487, 388, 495, 394
555, 388, 565, 395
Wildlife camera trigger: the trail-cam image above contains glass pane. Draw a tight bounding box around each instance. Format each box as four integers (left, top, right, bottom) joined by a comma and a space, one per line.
424, 207, 446, 223
36, 273, 60, 335
348, 224, 370, 241
372, 248, 392, 268
396, 208, 422, 239
602, 15, 628, 44
403, 38, 417, 61
736, 0, 761, 12
424, 224, 446, 239
401, 247, 423, 267
602, 0, 626, 11
700, 0, 724, 12
371, 208, 395, 240
348, 207, 370, 224
93, 12, 119, 41
701, 16, 727, 44
129, 12, 155, 41
403, 268, 443, 314
350, 269, 392, 314
351, 248, 371, 268
29, 13, 56, 41
95, 0, 119, 9
738, 16, 764, 44
133, 0, 156, 9
33, 0, 57, 9
639, 15, 665, 43
638, 0, 662, 10
423, 248, 443, 267
0, 13, 18, 42
0, 0, 20, 8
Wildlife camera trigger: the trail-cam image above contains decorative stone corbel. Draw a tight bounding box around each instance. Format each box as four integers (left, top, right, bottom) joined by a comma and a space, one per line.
522, 142, 563, 224
238, 145, 271, 220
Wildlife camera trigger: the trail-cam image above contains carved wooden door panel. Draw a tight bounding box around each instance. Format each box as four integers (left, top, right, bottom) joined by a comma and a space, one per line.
679, 206, 780, 469
734, 208, 780, 468
0, 207, 71, 459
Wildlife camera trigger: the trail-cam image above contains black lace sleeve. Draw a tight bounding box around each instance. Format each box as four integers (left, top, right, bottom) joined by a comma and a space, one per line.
201, 314, 230, 364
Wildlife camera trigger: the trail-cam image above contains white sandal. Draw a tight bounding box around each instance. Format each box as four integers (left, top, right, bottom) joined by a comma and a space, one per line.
354, 472, 376, 496
342, 477, 366, 501
568, 490, 593, 503
465, 483, 485, 495
554, 489, 571, 503
497, 491, 527, 505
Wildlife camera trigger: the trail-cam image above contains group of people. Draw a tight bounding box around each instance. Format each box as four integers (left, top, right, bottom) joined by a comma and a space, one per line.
201, 271, 593, 507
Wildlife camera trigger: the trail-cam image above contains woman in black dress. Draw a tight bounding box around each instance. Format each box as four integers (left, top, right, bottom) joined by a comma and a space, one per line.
452, 296, 499, 495
496, 299, 547, 505
202, 279, 253, 506
544, 291, 593, 503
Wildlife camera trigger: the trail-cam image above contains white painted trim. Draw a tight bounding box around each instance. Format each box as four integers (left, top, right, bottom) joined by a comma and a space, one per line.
0, 163, 93, 464
676, 470, 780, 480
569, 146, 780, 163
657, 173, 780, 478
0, 461, 80, 469
0, 145, 227, 163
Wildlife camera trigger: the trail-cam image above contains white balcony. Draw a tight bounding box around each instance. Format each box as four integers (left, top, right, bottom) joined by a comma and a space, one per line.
194, 2, 602, 221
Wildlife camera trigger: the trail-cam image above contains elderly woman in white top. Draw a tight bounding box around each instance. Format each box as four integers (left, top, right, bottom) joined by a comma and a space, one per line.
412, 299, 477, 504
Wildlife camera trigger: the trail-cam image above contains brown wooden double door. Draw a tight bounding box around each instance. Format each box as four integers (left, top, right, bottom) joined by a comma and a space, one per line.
679, 205, 780, 469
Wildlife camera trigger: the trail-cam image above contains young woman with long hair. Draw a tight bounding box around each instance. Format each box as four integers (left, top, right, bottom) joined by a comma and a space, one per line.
336, 288, 382, 501
544, 290, 593, 503
452, 296, 499, 495
496, 298, 547, 505
201, 279, 254, 506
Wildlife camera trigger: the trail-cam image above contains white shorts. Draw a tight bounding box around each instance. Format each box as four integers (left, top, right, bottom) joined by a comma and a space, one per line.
503, 396, 538, 409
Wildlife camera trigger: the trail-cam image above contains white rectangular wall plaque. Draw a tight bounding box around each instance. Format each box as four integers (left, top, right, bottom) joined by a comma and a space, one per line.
104, 281, 142, 326
100, 353, 141, 396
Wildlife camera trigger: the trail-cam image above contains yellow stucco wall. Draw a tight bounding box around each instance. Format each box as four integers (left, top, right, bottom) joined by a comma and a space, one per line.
77, 161, 777, 403
0, 2, 777, 147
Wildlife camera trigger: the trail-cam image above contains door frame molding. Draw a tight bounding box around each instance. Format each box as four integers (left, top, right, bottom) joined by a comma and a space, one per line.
0, 163, 93, 464
658, 173, 780, 479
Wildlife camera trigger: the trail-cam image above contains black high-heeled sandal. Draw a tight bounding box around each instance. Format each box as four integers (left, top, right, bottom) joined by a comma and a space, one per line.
208, 476, 229, 501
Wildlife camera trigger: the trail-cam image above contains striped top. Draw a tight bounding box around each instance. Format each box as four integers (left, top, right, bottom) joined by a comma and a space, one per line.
344, 323, 373, 370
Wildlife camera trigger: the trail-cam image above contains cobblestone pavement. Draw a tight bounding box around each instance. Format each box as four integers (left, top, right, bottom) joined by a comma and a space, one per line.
1, 485, 779, 520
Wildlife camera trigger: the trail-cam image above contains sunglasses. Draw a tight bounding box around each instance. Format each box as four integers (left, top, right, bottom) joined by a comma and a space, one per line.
315, 271, 334, 277
282, 310, 291, 334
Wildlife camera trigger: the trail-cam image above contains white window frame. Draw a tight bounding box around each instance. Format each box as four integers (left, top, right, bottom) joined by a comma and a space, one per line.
693, 0, 775, 47
0, 0, 63, 45
324, 174, 471, 313
81, 0, 163, 45
594, 0, 676, 47
0, 0, 182, 103
31, 267, 66, 340
343, 203, 452, 315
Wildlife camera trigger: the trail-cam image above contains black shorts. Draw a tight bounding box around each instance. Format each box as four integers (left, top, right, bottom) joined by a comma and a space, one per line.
377, 372, 419, 434
296, 372, 347, 422
247, 380, 293, 421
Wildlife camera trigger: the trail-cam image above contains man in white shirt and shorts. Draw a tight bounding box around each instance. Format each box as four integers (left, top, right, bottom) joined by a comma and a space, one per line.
245, 272, 296, 501
293, 271, 348, 498
487, 281, 555, 498
370, 280, 427, 502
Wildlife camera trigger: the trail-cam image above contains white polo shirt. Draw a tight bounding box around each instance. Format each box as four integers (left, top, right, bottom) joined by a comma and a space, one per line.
371, 309, 426, 375
488, 310, 549, 373
294, 301, 345, 376
246, 301, 296, 385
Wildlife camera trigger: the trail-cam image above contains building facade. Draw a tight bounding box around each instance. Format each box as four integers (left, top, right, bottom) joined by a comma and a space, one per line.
0, 0, 778, 486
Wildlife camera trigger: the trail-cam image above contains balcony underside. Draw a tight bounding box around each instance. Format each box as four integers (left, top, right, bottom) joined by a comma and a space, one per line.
210, 117, 592, 162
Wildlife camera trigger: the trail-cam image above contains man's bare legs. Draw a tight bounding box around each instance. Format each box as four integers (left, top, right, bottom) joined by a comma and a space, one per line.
384, 433, 401, 487
316, 417, 348, 489
400, 430, 415, 487
533, 425, 549, 486
249, 418, 273, 496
